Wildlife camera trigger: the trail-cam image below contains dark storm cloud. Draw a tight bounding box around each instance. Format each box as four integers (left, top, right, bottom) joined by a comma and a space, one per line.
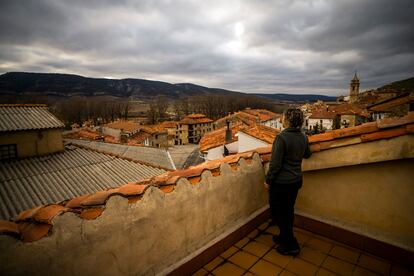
0, 0, 413, 95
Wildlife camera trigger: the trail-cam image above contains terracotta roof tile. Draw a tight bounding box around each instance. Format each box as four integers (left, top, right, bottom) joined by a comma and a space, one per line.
115, 183, 148, 196
215, 112, 257, 127
159, 185, 175, 193
180, 114, 213, 124
129, 132, 152, 143
79, 208, 104, 220
318, 136, 362, 151
309, 110, 337, 119
15, 206, 43, 222
159, 121, 178, 129
242, 109, 280, 122
32, 205, 68, 224
18, 222, 52, 242
104, 135, 118, 143
406, 124, 414, 134
329, 103, 370, 117
199, 123, 246, 152
254, 146, 272, 155
65, 194, 91, 209
377, 113, 414, 129
369, 94, 414, 111
261, 154, 271, 162
105, 120, 141, 132
240, 124, 279, 144
0, 220, 20, 236
332, 122, 379, 139
308, 132, 335, 143
80, 191, 113, 206
361, 127, 407, 142
308, 114, 413, 151
63, 129, 103, 140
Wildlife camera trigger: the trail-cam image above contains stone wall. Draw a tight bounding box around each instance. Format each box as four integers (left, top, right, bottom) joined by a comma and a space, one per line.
0, 155, 267, 276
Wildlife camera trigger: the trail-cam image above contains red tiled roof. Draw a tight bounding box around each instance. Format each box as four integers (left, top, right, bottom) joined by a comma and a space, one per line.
1, 113, 413, 242
369, 93, 414, 112
309, 110, 337, 119
105, 120, 141, 132
63, 129, 103, 140
129, 132, 152, 144
328, 103, 370, 117
180, 114, 213, 125
104, 135, 119, 144
308, 112, 414, 150
187, 114, 207, 119
215, 112, 258, 127
239, 124, 279, 144
241, 109, 281, 122
199, 123, 246, 152
159, 121, 178, 129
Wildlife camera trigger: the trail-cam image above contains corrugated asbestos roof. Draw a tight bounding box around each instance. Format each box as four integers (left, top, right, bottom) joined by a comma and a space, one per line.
65, 139, 176, 170
0, 145, 166, 220
0, 105, 65, 132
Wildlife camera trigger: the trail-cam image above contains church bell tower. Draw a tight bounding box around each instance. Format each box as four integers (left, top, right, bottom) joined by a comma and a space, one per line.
349, 72, 360, 103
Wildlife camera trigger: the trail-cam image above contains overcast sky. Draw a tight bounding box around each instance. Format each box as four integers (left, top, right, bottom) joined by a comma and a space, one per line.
0, 0, 413, 95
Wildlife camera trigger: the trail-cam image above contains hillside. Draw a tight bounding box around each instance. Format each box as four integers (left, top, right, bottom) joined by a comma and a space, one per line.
378, 77, 414, 92
0, 72, 337, 103
0, 72, 245, 99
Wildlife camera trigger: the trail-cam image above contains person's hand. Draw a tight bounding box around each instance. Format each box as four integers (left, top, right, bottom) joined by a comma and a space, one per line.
264, 182, 270, 190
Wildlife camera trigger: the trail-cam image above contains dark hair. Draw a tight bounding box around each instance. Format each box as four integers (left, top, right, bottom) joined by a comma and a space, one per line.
284, 108, 304, 128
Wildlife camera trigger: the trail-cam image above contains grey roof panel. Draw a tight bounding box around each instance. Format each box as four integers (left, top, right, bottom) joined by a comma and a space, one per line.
0, 146, 166, 220
65, 139, 176, 170
0, 105, 64, 132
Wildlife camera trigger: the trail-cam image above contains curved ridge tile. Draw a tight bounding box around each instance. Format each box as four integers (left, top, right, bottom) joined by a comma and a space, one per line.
65, 194, 91, 209
0, 220, 20, 236
361, 127, 407, 142
15, 206, 43, 222
116, 183, 148, 196
18, 222, 52, 242
79, 208, 104, 220
377, 113, 414, 129
159, 185, 175, 193
32, 205, 68, 224
308, 132, 335, 143
332, 122, 379, 139
81, 191, 113, 206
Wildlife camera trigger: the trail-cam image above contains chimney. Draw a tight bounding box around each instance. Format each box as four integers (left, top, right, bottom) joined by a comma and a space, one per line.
225, 121, 232, 143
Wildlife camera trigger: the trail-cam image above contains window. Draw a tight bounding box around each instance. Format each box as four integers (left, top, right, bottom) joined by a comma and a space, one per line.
0, 144, 17, 161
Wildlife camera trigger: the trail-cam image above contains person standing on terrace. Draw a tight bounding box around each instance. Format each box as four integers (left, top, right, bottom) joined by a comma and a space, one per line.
265, 108, 312, 256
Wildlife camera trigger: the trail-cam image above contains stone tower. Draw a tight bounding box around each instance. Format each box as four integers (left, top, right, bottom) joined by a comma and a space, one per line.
349, 72, 360, 103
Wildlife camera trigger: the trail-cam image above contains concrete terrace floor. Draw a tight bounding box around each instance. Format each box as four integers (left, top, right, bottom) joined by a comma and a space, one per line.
192, 220, 413, 276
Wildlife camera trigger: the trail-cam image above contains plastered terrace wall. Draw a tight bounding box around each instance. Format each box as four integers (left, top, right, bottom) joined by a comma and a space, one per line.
297, 135, 414, 251
299, 158, 414, 251
0, 154, 267, 276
